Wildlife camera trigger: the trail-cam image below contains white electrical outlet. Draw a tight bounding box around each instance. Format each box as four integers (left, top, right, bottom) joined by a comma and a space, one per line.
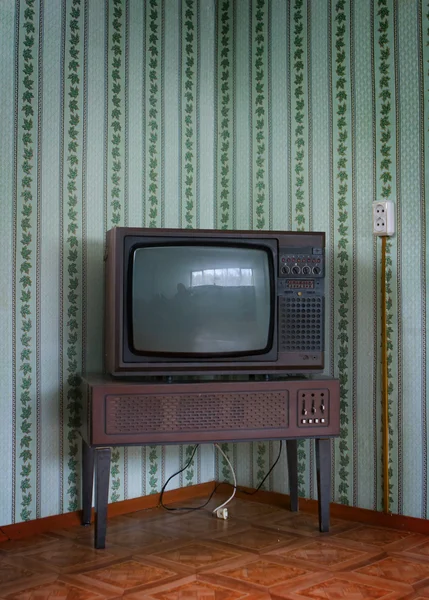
373, 200, 395, 236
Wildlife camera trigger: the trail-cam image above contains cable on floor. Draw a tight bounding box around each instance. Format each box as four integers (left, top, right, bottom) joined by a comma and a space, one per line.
239, 440, 283, 495
159, 440, 283, 512
212, 443, 237, 515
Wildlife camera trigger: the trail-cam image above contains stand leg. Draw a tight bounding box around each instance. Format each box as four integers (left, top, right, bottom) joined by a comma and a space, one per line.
81, 438, 94, 526
286, 439, 299, 512
94, 447, 111, 549
316, 437, 331, 532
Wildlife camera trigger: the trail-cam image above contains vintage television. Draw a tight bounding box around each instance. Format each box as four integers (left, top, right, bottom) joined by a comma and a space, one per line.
105, 227, 325, 377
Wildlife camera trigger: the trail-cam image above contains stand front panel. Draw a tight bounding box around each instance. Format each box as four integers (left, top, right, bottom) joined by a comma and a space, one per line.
84, 377, 340, 446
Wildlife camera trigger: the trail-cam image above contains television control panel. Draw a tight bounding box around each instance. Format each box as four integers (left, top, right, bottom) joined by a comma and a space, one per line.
277, 246, 325, 360
279, 246, 324, 278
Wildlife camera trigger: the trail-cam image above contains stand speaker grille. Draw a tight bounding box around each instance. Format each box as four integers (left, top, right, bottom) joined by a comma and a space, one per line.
105, 391, 289, 434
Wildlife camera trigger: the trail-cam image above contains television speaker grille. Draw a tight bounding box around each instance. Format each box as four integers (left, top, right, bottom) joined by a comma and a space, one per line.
279, 295, 324, 352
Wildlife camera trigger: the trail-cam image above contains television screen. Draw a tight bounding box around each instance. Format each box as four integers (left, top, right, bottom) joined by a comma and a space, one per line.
131, 245, 272, 355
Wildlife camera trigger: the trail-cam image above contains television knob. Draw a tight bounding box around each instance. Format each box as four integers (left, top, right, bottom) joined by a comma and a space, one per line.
291, 266, 301, 275
281, 265, 290, 275
312, 266, 321, 275
302, 266, 311, 275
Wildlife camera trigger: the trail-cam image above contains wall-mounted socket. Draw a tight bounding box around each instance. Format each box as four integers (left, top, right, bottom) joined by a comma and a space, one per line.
373, 201, 395, 236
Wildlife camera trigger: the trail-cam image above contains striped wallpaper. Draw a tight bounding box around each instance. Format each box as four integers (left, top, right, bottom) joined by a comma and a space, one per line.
0, 0, 427, 525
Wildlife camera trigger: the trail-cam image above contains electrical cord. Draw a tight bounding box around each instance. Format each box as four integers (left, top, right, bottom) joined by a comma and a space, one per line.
214, 440, 283, 496
212, 443, 237, 514
159, 440, 283, 512
159, 444, 205, 511
159, 445, 229, 512
239, 440, 283, 495
159, 444, 232, 512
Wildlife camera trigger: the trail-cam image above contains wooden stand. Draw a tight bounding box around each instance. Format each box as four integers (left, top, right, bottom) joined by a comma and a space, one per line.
81, 376, 340, 548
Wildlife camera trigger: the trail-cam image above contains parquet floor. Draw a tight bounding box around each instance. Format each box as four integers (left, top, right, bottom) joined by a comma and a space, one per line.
1, 496, 429, 599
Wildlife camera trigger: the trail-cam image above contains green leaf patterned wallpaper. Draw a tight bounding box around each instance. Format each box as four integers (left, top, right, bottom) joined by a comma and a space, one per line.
0, 0, 428, 525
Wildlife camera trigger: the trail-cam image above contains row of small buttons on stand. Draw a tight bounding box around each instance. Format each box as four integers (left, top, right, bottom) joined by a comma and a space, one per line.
301, 417, 326, 425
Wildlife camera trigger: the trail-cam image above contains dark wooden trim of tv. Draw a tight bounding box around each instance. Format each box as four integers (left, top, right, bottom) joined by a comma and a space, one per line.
105, 227, 326, 377
2, 480, 429, 542
109, 227, 326, 241
111, 364, 325, 377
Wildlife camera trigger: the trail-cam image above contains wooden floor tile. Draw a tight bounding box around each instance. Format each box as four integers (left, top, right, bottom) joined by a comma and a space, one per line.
2, 578, 113, 600
257, 512, 348, 538
269, 539, 380, 572
2, 498, 429, 600
11, 539, 129, 576
152, 541, 244, 570
357, 556, 429, 585
215, 526, 297, 553
219, 557, 308, 588
80, 558, 176, 591
339, 526, 410, 545
139, 579, 247, 600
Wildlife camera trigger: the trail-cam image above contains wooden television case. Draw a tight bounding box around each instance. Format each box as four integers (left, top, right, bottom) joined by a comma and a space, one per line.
105, 227, 325, 377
